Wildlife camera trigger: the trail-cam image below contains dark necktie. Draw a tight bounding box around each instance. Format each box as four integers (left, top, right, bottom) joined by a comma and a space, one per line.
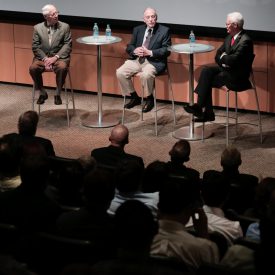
139, 29, 152, 64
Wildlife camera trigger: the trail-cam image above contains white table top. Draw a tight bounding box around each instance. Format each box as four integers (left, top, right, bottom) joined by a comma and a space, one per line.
76, 35, 122, 45
169, 43, 215, 54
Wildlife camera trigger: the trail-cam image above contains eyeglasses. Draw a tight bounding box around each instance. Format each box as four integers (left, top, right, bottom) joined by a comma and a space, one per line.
226, 22, 236, 27
48, 11, 59, 17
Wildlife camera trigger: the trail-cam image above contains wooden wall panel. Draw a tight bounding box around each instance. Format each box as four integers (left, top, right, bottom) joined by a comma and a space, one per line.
0, 23, 15, 82
267, 42, 275, 113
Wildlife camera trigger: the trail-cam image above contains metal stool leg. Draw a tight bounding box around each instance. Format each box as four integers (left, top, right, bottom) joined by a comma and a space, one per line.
122, 95, 126, 124
167, 70, 176, 126
153, 88, 158, 136
226, 89, 230, 146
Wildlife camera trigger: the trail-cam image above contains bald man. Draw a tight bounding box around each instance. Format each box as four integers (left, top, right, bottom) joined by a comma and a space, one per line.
91, 124, 144, 168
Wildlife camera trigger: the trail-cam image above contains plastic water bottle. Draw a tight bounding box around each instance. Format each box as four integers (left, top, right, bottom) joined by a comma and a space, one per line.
189, 30, 195, 47
105, 24, 112, 39
93, 23, 99, 37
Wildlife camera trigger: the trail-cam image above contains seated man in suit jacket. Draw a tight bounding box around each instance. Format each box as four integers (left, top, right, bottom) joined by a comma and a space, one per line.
4, 110, 55, 157
184, 11, 254, 122
29, 4, 72, 105
116, 7, 171, 113
91, 124, 144, 169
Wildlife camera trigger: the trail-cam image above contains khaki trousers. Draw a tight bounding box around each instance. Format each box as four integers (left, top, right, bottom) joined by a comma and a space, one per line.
116, 58, 157, 97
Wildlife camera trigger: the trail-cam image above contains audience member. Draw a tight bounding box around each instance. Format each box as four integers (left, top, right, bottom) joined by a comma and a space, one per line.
0, 135, 21, 191
29, 4, 72, 105
151, 177, 219, 271
0, 143, 61, 232
93, 200, 189, 275
4, 110, 55, 157
187, 171, 243, 246
204, 146, 258, 214
116, 7, 171, 113
184, 12, 254, 122
142, 160, 169, 193
245, 177, 275, 241
56, 167, 116, 260
166, 139, 200, 182
108, 159, 158, 217
220, 189, 275, 275
91, 124, 144, 168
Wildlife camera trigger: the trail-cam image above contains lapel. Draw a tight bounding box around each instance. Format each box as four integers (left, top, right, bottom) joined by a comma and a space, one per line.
148, 23, 159, 49
230, 31, 244, 52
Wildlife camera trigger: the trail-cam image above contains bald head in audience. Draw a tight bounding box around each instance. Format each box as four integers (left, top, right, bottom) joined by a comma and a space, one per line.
169, 139, 191, 163
109, 124, 129, 148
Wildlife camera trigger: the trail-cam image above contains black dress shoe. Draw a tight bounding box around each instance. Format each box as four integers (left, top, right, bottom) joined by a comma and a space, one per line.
37, 93, 48, 105
193, 112, 215, 122
124, 97, 141, 109
54, 95, 62, 105
142, 100, 154, 113
183, 103, 202, 117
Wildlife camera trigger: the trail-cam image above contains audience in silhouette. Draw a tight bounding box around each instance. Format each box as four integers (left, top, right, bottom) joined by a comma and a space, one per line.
4, 110, 55, 157
187, 171, 243, 247
108, 159, 158, 218
93, 200, 190, 275
204, 146, 258, 214
0, 135, 21, 191
91, 124, 144, 169
0, 110, 269, 274
0, 142, 61, 233
151, 176, 219, 271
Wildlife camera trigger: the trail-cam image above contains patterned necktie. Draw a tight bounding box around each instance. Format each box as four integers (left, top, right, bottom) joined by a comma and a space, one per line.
139, 29, 152, 64
231, 36, 235, 46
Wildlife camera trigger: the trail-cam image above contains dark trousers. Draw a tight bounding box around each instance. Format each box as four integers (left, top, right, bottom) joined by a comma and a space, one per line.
29, 59, 69, 95
194, 65, 226, 112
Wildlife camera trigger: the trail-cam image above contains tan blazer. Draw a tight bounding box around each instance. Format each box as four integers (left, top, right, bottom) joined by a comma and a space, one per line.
31, 21, 72, 64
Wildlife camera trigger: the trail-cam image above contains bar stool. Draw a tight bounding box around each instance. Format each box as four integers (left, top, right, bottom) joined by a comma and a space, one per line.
122, 69, 176, 136
201, 68, 262, 146
32, 68, 75, 127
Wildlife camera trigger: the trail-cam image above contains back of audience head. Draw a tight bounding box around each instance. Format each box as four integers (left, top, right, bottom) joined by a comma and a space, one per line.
20, 143, 49, 189
0, 135, 21, 179
76, 155, 97, 175
158, 176, 201, 219
142, 160, 168, 193
83, 167, 115, 210
115, 159, 144, 193
220, 146, 242, 170
169, 139, 190, 163
18, 110, 39, 136
109, 124, 129, 148
115, 200, 158, 251
202, 171, 230, 208
254, 177, 275, 218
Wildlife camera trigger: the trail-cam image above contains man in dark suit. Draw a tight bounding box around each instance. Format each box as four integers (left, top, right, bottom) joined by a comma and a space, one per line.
184, 12, 254, 122
29, 4, 72, 105
91, 124, 144, 168
116, 7, 171, 113
4, 110, 55, 157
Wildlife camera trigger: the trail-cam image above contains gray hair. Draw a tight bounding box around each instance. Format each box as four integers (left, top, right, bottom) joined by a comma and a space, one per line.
42, 4, 57, 16
227, 12, 244, 28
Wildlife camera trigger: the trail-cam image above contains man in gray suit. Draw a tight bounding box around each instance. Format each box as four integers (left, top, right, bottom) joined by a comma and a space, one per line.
116, 7, 171, 113
29, 4, 72, 105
